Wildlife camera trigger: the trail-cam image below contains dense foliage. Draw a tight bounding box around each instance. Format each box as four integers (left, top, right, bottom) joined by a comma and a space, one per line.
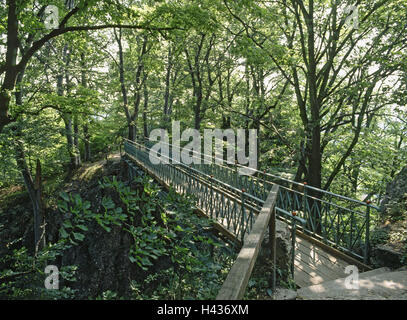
0, 169, 238, 299
0, 0, 406, 299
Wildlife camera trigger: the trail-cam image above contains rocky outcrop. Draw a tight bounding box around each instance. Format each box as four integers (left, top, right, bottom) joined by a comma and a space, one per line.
372, 244, 404, 269
273, 288, 297, 300
274, 220, 292, 272
261, 219, 292, 285
371, 167, 407, 269
380, 166, 407, 219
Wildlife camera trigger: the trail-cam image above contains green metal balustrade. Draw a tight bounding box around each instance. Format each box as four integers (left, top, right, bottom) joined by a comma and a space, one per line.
124, 139, 262, 243
123, 138, 380, 263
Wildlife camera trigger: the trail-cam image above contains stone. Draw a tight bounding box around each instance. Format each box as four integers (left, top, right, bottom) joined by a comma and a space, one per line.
380, 166, 407, 218
370, 166, 407, 269
260, 219, 292, 283
371, 244, 404, 269
273, 288, 297, 300
297, 270, 407, 300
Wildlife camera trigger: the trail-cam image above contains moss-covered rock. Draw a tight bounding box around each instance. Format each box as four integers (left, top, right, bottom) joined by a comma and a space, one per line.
381, 166, 407, 221
372, 167, 407, 268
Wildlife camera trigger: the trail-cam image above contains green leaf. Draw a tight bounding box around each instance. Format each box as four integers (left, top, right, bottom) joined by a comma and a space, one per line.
58, 201, 68, 212
63, 220, 73, 229
60, 192, 70, 202
83, 201, 91, 210
77, 224, 88, 231
72, 232, 85, 241
60, 227, 69, 238
102, 197, 115, 210
102, 225, 111, 233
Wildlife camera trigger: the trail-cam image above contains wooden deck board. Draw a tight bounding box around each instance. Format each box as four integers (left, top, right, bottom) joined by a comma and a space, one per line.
294, 236, 349, 287
295, 239, 349, 276
296, 240, 346, 270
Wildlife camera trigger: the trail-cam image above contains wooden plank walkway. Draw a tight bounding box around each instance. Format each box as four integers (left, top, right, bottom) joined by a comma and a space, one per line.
294, 236, 349, 288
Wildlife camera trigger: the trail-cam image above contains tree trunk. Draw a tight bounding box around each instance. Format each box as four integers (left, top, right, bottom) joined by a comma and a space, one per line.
64, 115, 76, 170
14, 130, 45, 254
13, 57, 46, 254
83, 124, 91, 161
81, 52, 91, 162
0, 0, 19, 132
143, 77, 148, 138
163, 45, 172, 123
73, 115, 81, 167
306, 0, 322, 233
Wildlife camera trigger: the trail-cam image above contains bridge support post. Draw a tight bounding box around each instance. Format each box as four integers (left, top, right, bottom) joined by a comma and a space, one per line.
262, 170, 266, 199
364, 203, 371, 264
291, 212, 297, 279
303, 182, 308, 227
240, 189, 246, 243
270, 206, 276, 292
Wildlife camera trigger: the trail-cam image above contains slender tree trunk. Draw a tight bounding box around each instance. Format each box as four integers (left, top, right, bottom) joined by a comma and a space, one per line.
60, 45, 81, 170
73, 115, 81, 166
306, 0, 322, 233
10, 19, 46, 253
83, 124, 91, 161
0, 0, 19, 132
163, 45, 172, 124
14, 137, 45, 253
81, 52, 91, 161
64, 115, 77, 170
143, 77, 148, 138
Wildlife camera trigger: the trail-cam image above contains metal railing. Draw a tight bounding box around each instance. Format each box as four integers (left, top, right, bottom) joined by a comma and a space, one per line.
216, 185, 279, 300
124, 139, 262, 243
124, 138, 379, 263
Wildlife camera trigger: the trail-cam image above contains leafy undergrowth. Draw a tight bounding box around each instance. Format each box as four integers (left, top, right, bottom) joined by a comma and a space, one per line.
0, 159, 237, 300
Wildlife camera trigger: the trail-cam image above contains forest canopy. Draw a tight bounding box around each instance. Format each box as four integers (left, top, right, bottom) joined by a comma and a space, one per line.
1, 0, 406, 198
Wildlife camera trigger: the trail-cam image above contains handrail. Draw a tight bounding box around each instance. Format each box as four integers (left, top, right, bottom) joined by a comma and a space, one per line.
125, 138, 264, 205
216, 185, 279, 300
124, 139, 260, 241
131, 137, 379, 210
124, 138, 376, 263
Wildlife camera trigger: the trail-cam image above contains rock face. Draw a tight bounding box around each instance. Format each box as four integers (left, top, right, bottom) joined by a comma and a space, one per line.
380, 166, 407, 219
275, 220, 292, 271
273, 288, 297, 300
372, 244, 404, 269
61, 222, 138, 298
57, 159, 143, 298
371, 167, 407, 269
261, 219, 292, 284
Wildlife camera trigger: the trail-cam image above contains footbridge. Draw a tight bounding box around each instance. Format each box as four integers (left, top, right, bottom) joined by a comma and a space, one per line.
123, 138, 379, 298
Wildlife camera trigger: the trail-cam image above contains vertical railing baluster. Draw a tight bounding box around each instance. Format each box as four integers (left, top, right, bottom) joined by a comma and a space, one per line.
324, 197, 330, 244
262, 170, 266, 199
240, 189, 246, 243
349, 210, 354, 250
364, 201, 371, 264
210, 175, 214, 219
291, 211, 297, 279
303, 182, 308, 224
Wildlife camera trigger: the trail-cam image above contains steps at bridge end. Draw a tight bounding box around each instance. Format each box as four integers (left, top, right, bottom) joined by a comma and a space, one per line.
296, 270, 407, 300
